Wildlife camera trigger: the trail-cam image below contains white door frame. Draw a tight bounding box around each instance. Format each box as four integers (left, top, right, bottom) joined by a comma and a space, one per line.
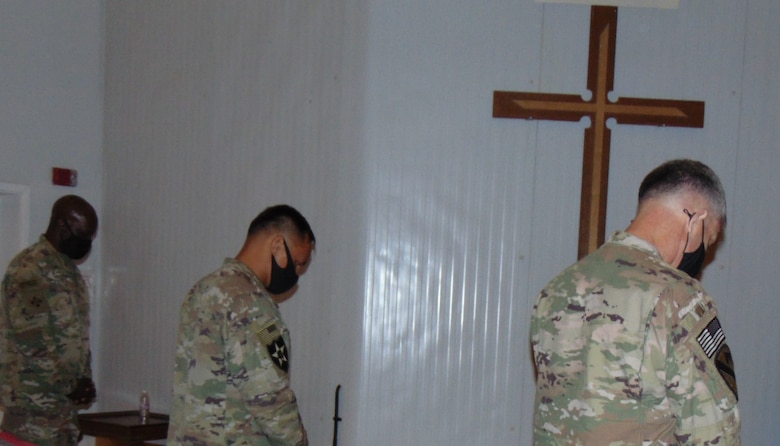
0, 182, 31, 270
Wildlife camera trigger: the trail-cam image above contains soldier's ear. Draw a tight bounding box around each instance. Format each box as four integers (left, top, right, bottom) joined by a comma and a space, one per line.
269, 233, 289, 263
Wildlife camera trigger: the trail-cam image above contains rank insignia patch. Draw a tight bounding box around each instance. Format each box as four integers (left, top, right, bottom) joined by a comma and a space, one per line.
258, 323, 289, 373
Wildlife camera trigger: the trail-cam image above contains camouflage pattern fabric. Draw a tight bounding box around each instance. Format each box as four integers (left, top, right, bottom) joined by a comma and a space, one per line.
0, 237, 92, 446
168, 258, 307, 446
531, 231, 740, 445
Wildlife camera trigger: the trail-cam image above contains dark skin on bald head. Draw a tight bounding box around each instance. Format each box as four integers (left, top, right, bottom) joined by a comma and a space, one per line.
44, 195, 98, 255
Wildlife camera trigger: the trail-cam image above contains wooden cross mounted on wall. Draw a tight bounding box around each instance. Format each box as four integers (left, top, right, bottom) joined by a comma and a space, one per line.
494, 6, 704, 259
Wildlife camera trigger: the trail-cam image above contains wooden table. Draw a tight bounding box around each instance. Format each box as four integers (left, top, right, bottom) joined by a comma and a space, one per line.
78, 411, 169, 446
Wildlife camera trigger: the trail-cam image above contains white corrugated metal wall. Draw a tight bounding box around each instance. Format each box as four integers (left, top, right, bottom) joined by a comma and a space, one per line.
101, 0, 780, 445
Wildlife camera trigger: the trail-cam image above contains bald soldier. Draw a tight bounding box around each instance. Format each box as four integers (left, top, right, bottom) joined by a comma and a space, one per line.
168, 204, 315, 445
0, 195, 98, 445
531, 159, 740, 445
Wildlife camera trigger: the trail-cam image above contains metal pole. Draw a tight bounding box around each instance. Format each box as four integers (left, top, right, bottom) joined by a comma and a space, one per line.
332, 385, 342, 446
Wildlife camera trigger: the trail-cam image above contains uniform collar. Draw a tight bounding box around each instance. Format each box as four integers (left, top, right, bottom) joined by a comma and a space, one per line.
223, 258, 270, 297
39, 234, 77, 267
608, 230, 662, 259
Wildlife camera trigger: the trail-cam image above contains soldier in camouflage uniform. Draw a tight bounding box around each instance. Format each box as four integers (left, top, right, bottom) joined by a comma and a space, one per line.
531, 159, 740, 445
168, 204, 315, 446
0, 195, 98, 446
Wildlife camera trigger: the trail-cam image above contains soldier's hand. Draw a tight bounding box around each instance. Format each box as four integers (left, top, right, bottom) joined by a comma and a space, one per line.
66, 377, 96, 406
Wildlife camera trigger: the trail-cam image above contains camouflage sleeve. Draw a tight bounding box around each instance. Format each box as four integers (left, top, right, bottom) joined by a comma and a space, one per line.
4, 267, 89, 396
49, 275, 91, 387
227, 310, 307, 445
662, 290, 741, 445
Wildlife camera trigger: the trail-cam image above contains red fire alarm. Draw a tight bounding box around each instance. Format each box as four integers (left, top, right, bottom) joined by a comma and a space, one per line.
52, 167, 78, 187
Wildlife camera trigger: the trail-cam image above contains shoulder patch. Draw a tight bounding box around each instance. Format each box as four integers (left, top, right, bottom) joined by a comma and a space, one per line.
257, 322, 289, 373
698, 317, 738, 400
697, 317, 725, 358
715, 344, 738, 401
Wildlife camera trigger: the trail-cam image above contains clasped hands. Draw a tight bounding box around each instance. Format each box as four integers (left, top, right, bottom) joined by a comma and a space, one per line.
66, 377, 96, 406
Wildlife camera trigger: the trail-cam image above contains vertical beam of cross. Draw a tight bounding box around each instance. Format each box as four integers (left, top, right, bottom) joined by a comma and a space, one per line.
493, 6, 704, 259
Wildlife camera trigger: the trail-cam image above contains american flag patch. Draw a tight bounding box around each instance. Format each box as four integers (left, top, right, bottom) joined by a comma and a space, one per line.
697, 317, 725, 358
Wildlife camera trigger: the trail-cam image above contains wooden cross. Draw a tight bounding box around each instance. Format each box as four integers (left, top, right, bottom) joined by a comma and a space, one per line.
493, 6, 704, 259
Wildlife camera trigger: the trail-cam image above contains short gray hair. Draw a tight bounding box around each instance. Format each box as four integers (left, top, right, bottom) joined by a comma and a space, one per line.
638, 159, 727, 226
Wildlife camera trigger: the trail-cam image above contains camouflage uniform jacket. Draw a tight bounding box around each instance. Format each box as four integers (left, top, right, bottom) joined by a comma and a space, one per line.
0, 236, 92, 446
168, 258, 307, 446
531, 231, 740, 445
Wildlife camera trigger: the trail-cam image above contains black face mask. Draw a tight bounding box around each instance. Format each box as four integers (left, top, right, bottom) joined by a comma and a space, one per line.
266, 240, 299, 295
677, 220, 706, 278
60, 222, 93, 260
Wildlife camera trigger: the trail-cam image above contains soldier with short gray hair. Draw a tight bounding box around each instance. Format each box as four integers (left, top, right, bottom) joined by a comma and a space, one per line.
531, 159, 740, 445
